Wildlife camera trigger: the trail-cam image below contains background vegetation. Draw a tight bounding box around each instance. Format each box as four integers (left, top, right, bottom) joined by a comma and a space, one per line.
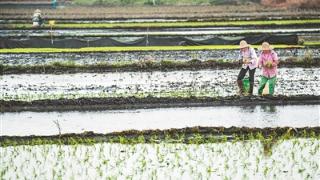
72, 0, 257, 6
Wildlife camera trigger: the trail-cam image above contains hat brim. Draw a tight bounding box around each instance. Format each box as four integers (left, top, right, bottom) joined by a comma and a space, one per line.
239, 44, 250, 49
262, 48, 273, 51
260, 46, 274, 50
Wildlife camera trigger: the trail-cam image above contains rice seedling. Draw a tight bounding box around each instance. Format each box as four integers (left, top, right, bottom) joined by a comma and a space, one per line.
0, 44, 307, 54
4, 19, 320, 29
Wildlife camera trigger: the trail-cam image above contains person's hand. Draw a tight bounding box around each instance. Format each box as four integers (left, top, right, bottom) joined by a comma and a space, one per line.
243, 58, 249, 64
265, 60, 273, 68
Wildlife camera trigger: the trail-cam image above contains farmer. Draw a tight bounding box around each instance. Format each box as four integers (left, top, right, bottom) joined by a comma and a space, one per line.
32, 9, 44, 27
258, 42, 279, 96
236, 40, 258, 95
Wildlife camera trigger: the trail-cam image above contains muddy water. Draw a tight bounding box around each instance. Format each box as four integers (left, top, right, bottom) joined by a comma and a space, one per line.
2, 49, 318, 65
1, 105, 319, 136
1, 68, 319, 101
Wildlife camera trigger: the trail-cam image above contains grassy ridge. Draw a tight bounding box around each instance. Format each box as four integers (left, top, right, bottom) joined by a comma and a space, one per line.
4, 19, 320, 29
304, 41, 320, 46
0, 45, 305, 54
1, 127, 319, 147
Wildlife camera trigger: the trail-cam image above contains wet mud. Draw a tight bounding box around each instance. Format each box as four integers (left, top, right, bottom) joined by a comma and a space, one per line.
1, 95, 319, 112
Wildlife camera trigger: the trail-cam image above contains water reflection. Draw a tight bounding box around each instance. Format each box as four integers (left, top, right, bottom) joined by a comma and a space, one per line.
240, 105, 256, 113
261, 105, 277, 113
260, 105, 278, 125
238, 105, 279, 126
1, 105, 319, 136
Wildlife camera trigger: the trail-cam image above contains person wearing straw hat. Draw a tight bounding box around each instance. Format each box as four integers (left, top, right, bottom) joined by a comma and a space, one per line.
32, 9, 44, 27
258, 42, 279, 96
236, 40, 258, 96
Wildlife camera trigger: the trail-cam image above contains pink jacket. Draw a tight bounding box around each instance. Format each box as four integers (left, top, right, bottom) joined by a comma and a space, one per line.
258, 50, 279, 78
238, 47, 258, 70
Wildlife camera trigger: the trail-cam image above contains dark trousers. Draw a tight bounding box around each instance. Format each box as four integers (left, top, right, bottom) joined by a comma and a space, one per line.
237, 67, 256, 83
237, 67, 256, 94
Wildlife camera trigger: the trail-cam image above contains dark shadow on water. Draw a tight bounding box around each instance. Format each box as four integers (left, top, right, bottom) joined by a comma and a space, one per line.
238, 105, 279, 126
260, 105, 278, 125
261, 105, 277, 113
239, 105, 278, 114
239, 105, 256, 113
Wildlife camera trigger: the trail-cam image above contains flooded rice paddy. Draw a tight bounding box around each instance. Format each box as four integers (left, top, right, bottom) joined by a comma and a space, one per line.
1, 68, 318, 101
1, 48, 319, 65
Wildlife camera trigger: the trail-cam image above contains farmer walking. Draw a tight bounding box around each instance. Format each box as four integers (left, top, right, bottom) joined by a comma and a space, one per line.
237, 40, 258, 96
258, 42, 279, 96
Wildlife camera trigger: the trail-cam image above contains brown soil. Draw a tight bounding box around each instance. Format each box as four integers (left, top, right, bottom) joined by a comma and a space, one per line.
262, 0, 320, 8
1, 95, 319, 112
0, 5, 319, 20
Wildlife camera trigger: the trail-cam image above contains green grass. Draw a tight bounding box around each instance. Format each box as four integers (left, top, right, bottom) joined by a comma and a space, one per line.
4, 19, 320, 29
1, 127, 319, 147
0, 44, 305, 54
304, 41, 320, 46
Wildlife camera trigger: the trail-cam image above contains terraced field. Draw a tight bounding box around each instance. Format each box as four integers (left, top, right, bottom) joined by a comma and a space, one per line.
1, 6, 319, 179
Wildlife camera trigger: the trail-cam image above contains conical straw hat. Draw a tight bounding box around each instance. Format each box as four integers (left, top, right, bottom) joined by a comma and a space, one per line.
239, 40, 250, 49
261, 42, 273, 51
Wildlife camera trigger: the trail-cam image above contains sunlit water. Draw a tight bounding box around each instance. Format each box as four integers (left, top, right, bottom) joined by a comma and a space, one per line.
1, 105, 319, 136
